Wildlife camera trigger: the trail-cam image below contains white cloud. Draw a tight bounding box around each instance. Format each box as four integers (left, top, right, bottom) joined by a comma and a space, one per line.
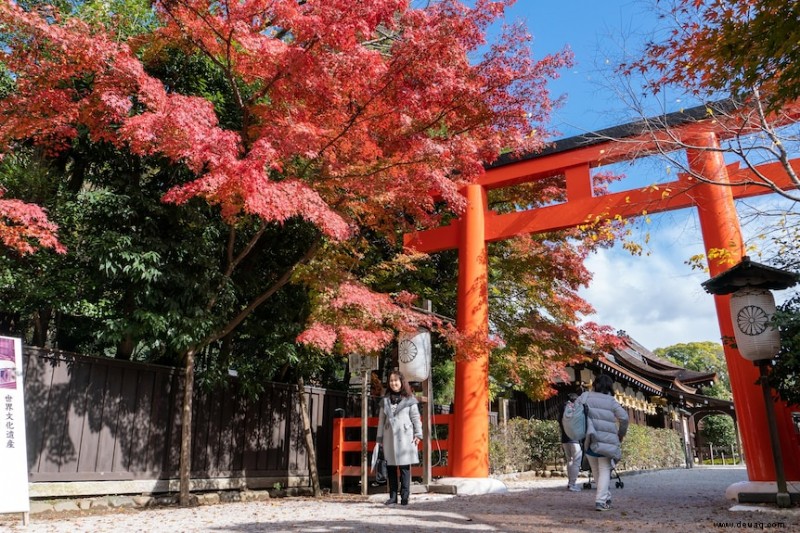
579, 212, 721, 351
579, 196, 799, 351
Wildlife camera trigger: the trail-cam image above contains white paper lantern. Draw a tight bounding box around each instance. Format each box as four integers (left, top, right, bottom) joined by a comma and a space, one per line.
729, 287, 781, 361
397, 328, 431, 382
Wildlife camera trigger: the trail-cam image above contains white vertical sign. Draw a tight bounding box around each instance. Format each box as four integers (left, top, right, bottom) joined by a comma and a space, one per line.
0, 336, 30, 515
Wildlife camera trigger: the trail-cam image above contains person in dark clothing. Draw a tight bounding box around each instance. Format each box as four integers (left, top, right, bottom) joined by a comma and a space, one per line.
559, 392, 583, 491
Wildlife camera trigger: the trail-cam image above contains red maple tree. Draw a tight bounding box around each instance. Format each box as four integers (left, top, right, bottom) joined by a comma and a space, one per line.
0, 188, 65, 255
0, 0, 617, 500
0, 0, 573, 352
626, 0, 800, 111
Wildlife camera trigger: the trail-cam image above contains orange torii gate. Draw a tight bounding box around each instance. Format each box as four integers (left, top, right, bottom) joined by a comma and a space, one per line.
404, 105, 800, 484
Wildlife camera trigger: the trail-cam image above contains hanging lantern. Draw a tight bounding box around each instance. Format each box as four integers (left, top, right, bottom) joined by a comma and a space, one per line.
397, 328, 431, 382
729, 287, 781, 361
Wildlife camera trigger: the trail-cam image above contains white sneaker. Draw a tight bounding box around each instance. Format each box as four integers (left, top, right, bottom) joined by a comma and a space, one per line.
595, 501, 611, 511
568, 484, 582, 492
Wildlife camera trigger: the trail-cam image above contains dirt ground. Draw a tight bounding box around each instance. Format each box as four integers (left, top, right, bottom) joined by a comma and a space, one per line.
1, 466, 797, 532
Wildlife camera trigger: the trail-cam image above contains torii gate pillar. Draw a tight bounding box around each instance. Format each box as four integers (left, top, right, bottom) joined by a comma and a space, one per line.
452, 184, 490, 477
688, 133, 800, 482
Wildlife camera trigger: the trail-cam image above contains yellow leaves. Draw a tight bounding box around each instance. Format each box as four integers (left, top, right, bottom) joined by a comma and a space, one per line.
685, 253, 708, 272
622, 241, 643, 256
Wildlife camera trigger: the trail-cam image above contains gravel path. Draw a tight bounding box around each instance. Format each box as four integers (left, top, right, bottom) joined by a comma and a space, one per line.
1, 466, 797, 532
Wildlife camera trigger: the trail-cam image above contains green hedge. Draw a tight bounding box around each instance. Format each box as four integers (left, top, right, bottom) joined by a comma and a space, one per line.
619, 424, 685, 470
489, 418, 561, 474
489, 418, 685, 475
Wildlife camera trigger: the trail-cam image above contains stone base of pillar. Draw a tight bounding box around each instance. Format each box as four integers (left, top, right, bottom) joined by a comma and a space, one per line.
726, 480, 800, 507
431, 477, 507, 496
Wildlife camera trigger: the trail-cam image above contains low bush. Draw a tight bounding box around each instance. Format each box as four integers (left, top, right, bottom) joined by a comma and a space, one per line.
619, 424, 685, 470
489, 417, 686, 475
489, 418, 560, 474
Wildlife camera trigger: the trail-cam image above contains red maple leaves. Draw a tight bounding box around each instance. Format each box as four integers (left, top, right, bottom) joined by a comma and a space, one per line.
0, 1, 575, 355
0, 189, 65, 255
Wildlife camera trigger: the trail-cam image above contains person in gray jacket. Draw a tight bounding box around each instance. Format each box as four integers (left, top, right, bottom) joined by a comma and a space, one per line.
376, 370, 423, 505
575, 374, 629, 511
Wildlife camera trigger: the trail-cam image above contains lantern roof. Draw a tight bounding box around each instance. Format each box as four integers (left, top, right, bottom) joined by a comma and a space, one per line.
701, 256, 800, 295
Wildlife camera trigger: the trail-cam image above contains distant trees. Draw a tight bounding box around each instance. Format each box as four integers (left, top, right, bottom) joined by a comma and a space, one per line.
655, 341, 736, 451
654, 341, 730, 399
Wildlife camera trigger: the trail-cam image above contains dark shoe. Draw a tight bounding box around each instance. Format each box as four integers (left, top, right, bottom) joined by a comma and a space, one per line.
400, 499, 409, 506
384, 493, 397, 505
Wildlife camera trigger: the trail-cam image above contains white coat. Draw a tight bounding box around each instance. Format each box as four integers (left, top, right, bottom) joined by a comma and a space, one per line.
576, 390, 629, 461
376, 395, 423, 466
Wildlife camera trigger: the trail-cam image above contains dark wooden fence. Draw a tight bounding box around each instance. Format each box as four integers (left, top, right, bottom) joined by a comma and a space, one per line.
23, 347, 350, 491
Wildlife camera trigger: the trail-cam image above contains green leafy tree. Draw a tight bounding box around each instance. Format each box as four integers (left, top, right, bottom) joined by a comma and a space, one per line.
767, 229, 800, 407
769, 295, 800, 406
654, 341, 731, 399
654, 341, 736, 450
698, 414, 737, 450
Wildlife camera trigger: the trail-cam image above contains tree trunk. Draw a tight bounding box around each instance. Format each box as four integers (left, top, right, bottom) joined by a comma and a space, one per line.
179, 348, 196, 506
115, 334, 135, 360
32, 307, 51, 347
297, 376, 321, 497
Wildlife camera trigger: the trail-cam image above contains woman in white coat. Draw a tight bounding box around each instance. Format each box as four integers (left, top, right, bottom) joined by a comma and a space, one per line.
376, 370, 422, 505
576, 374, 629, 512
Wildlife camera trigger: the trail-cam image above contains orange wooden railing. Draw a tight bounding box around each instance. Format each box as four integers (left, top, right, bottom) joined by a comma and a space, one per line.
331, 414, 453, 493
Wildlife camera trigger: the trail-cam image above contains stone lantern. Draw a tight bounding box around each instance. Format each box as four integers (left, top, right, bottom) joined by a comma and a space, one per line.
702, 256, 800, 507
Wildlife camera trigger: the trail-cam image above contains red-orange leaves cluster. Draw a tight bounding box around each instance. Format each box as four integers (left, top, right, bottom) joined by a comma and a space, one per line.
625, 0, 800, 110
0, 1, 569, 235
0, 190, 65, 255
297, 281, 439, 354
0, 0, 570, 354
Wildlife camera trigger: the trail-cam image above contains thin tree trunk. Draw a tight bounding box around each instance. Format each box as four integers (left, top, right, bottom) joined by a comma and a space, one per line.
179, 348, 196, 506
175, 240, 319, 504
32, 307, 51, 347
297, 376, 321, 497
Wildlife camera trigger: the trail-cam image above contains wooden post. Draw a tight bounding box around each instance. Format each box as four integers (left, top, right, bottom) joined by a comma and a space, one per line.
332, 418, 343, 494
422, 377, 432, 487
179, 348, 196, 506
420, 299, 433, 487
361, 368, 369, 496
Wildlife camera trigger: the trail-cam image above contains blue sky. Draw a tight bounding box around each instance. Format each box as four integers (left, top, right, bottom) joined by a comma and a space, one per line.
491, 1, 781, 351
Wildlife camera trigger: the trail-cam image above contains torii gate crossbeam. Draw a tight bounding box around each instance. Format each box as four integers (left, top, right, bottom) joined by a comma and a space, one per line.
405, 115, 800, 483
